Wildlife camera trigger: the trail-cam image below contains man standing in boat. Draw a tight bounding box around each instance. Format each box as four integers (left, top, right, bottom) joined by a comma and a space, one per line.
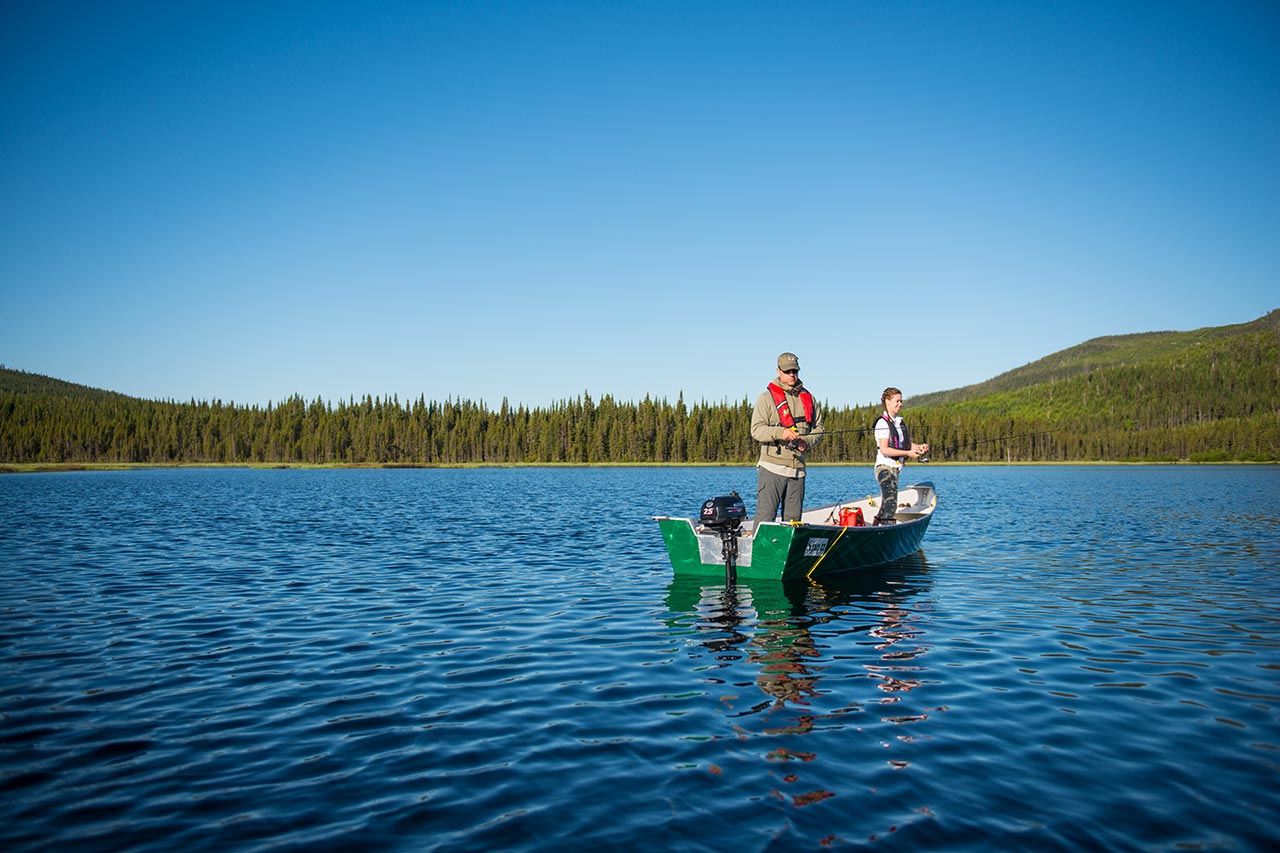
751, 352, 824, 523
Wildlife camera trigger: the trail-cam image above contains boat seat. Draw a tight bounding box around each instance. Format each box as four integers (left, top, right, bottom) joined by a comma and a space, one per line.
895, 493, 934, 515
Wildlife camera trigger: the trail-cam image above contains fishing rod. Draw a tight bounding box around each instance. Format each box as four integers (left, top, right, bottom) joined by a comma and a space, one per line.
924, 429, 1061, 458
950, 430, 1059, 448
810, 427, 1058, 522
778, 426, 879, 450
785, 426, 1059, 460
806, 427, 880, 438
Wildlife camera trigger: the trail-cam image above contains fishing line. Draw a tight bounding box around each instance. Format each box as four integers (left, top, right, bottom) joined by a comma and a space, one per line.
921, 429, 1061, 457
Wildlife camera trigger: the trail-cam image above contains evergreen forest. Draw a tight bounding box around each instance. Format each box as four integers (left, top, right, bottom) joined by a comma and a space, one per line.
3, 311, 1277, 467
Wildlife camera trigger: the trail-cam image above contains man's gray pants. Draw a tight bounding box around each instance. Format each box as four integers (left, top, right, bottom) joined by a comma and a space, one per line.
756, 467, 804, 523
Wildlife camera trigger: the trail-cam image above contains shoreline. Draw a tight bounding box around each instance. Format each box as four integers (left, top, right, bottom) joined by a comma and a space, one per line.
2, 460, 1275, 474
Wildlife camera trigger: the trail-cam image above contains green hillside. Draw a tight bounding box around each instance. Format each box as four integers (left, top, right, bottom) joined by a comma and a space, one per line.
911, 316, 1279, 462
910, 309, 1280, 407
0, 367, 129, 402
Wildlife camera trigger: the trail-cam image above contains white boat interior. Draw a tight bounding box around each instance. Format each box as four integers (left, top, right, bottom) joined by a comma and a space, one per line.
746, 483, 937, 531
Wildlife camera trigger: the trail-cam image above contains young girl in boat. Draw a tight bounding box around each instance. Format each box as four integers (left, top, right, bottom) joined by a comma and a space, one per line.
873, 387, 929, 525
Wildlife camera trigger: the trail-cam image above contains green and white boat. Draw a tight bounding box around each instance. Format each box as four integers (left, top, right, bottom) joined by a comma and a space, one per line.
654, 482, 938, 581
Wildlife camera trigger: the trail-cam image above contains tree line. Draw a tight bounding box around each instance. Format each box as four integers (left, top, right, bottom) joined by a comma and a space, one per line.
0, 393, 1274, 467
1, 328, 1276, 466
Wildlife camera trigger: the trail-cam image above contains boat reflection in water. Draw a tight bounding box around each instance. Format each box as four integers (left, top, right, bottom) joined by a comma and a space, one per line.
662, 554, 936, 804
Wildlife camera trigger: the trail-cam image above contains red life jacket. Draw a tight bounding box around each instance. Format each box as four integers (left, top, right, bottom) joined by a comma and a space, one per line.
767, 383, 815, 428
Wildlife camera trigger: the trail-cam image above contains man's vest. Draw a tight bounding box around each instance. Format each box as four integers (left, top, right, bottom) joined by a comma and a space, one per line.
767, 383, 815, 428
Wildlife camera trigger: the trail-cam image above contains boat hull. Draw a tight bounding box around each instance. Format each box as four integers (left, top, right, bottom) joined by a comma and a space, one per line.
656, 483, 936, 580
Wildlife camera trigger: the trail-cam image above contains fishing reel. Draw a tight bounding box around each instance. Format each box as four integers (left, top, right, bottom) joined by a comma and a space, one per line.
905, 440, 930, 463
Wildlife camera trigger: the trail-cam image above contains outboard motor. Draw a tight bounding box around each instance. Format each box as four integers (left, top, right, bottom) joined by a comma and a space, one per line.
699, 494, 746, 530
699, 492, 745, 583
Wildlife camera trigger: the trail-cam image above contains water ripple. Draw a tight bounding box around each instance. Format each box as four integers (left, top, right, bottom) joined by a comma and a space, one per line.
1, 466, 1277, 851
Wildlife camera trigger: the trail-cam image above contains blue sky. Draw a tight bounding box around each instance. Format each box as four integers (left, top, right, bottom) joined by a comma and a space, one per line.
2, 1, 1277, 409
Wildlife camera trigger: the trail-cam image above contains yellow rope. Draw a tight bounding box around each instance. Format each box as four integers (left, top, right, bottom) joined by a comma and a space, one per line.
806, 525, 847, 579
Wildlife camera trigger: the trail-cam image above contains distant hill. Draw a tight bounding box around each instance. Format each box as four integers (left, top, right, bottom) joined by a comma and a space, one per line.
910, 309, 1280, 407
0, 367, 129, 402
899, 309, 1279, 462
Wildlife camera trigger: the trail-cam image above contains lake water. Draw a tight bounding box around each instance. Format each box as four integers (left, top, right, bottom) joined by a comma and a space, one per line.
1, 466, 1277, 852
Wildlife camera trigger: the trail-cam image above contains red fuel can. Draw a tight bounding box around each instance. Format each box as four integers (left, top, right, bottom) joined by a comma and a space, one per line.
838, 506, 865, 527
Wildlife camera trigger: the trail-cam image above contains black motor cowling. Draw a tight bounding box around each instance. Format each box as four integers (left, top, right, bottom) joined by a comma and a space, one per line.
699, 493, 745, 530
